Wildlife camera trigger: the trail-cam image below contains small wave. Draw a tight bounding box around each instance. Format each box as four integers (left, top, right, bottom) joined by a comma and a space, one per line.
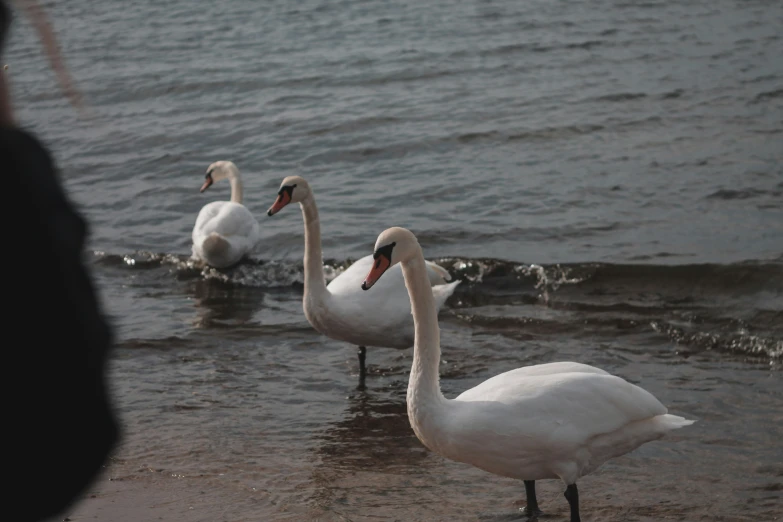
660, 89, 685, 99
456, 130, 501, 143
97, 252, 782, 362
452, 124, 606, 145
572, 261, 783, 299
306, 115, 402, 137
95, 252, 783, 297
506, 124, 605, 142
94, 251, 305, 288
93, 251, 380, 289
266, 94, 329, 106
331, 67, 458, 88
752, 87, 783, 103
301, 121, 609, 164
651, 321, 782, 360
706, 188, 780, 200
613, 1, 667, 8
564, 40, 603, 50
595, 92, 648, 103
485, 42, 553, 56
475, 39, 604, 59
627, 252, 689, 261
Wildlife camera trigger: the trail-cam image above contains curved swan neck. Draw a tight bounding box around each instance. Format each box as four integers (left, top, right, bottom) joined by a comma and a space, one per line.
300, 195, 328, 297
227, 168, 243, 204
403, 252, 445, 404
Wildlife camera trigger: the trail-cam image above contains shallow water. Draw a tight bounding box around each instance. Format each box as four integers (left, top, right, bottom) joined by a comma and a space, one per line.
7, 0, 782, 519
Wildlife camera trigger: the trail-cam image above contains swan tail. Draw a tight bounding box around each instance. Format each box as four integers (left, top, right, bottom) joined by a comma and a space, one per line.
433, 280, 461, 311
202, 233, 230, 258
425, 260, 452, 284
656, 414, 696, 430
585, 414, 695, 475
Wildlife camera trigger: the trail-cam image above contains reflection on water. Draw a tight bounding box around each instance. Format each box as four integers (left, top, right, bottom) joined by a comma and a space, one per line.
189, 278, 266, 328
308, 388, 435, 515
315, 389, 424, 472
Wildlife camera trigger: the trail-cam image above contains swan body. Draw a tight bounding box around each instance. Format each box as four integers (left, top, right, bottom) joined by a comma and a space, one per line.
361, 227, 694, 521
434, 365, 685, 482
191, 161, 260, 268
266, 177, 460, 385
310, 254, 457, 349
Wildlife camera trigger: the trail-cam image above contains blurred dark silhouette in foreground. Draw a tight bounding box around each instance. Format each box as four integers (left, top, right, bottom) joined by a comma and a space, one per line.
2, 1, 119, 520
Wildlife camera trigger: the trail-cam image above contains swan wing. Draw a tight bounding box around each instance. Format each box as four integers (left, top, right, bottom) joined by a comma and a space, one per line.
455, 362, 609, 402
194, 202, 259, 242
424, 260, 452, 284
192, 201, 225, 243
432, 280, 461, 310
322, 256, 459, 344
326, 256, 423, 332
192, 202, 261, 266
453, 371, 667, 449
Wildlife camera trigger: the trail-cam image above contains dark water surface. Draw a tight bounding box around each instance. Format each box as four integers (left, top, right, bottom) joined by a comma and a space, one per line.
8, 0, 782, 519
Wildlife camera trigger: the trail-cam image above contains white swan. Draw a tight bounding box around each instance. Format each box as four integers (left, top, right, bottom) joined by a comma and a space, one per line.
266, 177, 460, 388
191, 161, 261, 268
361, 227, 695, 522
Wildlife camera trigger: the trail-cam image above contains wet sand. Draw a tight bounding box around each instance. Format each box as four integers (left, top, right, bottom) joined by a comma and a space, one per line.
51, 419, 782, 522
50, 471, 211, 522
56, 469, 782, 522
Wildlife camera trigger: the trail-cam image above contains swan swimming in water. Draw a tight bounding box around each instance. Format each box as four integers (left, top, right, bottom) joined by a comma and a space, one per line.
266, 176, 460, 389
361, 226, 695, 522
191, 161, 261, 268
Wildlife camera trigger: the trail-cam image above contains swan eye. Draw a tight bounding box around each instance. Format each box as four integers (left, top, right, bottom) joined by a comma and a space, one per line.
205, 170, 213, 180
372, 242, 396, 260
278, 184, 295, 197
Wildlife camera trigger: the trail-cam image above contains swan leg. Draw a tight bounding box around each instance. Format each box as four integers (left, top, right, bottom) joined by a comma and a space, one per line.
357, 346, 367, 390
563, 483, 580, 522
522, 480, 543, 518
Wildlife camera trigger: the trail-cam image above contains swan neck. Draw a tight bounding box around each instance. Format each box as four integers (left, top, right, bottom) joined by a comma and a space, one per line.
300, 196, 327, 297
403, 253, 445, 405
228, 168, 243, 204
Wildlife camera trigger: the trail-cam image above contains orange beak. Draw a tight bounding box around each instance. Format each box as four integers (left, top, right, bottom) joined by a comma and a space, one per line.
361, 254, 391, 290
267, 190, 291, 216
200, 176, 213, 193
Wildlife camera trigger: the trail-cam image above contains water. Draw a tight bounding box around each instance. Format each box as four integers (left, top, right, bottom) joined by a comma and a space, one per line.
8, 0, 783, 520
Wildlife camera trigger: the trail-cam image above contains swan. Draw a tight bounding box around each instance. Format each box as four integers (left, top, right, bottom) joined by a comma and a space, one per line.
266, 176, 460, 388
191, 161, 261, 268
361, 227, 695, 522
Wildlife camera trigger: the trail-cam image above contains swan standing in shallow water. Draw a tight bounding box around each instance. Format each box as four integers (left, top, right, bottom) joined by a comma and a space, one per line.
361, 227, 694, 522
191, 161, 261, 268
266, 177, 460, 388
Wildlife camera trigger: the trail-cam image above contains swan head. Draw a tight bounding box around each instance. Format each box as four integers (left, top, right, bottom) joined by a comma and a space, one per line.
267, 175, 310, 216
201, 161, 239, 193
361, 227, 419, 291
